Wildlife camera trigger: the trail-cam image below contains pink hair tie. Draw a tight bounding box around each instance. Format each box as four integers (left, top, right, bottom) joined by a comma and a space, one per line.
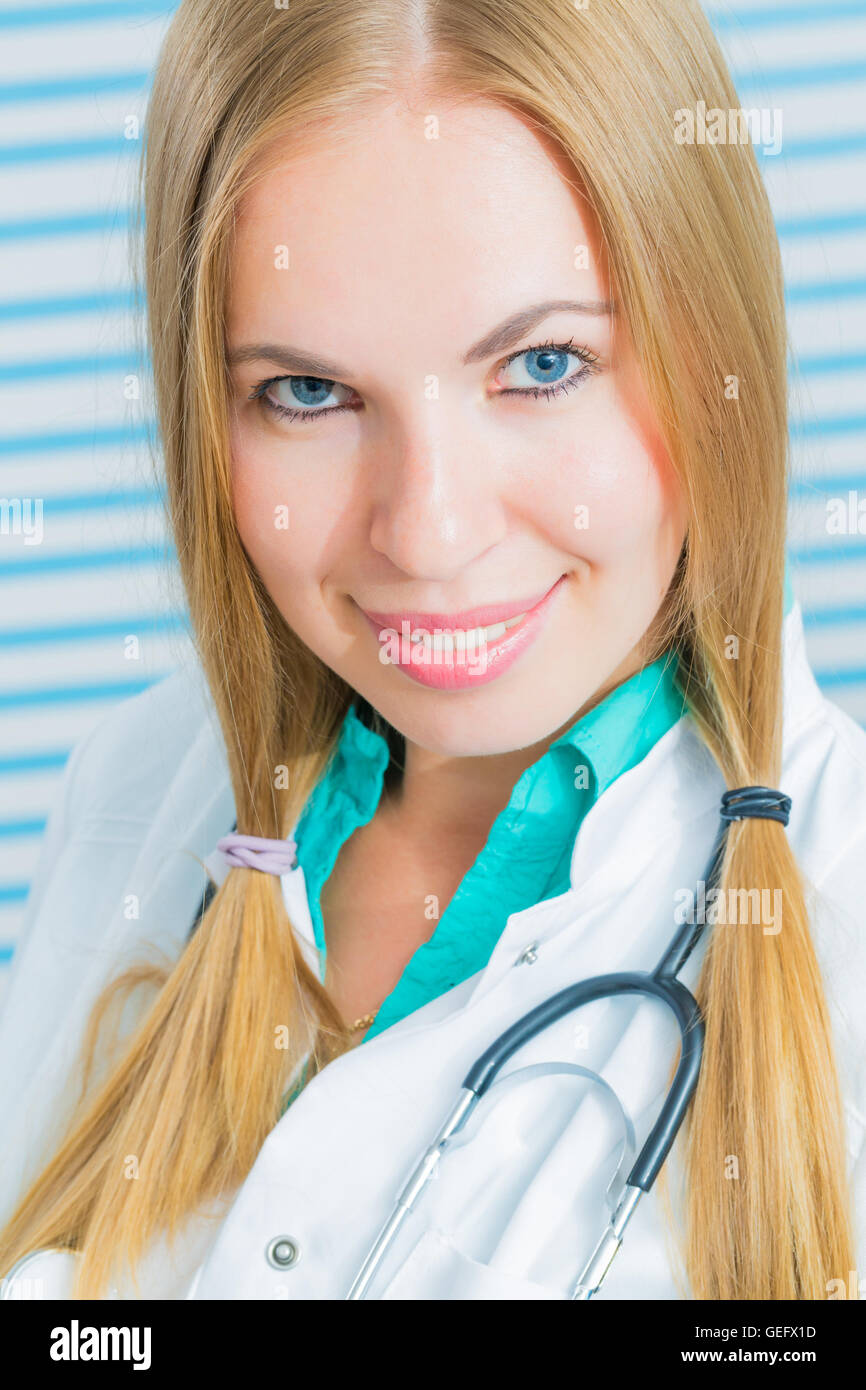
217, 833, 298, 875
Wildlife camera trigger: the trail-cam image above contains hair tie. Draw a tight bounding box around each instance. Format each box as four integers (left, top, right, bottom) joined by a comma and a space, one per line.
217, 833, 298, 875
720, 786, 792, 826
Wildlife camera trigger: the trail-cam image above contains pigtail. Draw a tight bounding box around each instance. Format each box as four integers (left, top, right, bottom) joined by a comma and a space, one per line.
685, 816, 854, 1297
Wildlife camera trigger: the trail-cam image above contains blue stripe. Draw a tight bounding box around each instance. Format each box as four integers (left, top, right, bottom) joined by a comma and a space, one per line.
0, 71, 150, 104
0, 819, 46, 838
0, 136, 138, 166
789, 275, 866, 300
812, 667, 866, 687
0, 677, 167, 711
0, 750, 71, 774
0, 3, 173, 28
792, 414, 866, 438
787, 278, 866, 303
0, 888, 28, 906
0, 545, 169, 579
0, 422, 152, 455
759, 132, 866, 162
0, 289, 138, 319
0, 943, 18, 959
791, 542, 866, 563
777, 209, 866, 238
0, 353, 143, 382
709, 2, 866, 29
33, 488, 162, 514
0, 211, 132, 241
790, 474, 866, 496
0, 613, 186, 647
736, 59, 866, 92
793, 351, 866, 374
803, 605, 866, 625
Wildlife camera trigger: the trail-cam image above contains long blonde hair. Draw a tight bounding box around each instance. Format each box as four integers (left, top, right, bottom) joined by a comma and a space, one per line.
0, 0, 854, 1298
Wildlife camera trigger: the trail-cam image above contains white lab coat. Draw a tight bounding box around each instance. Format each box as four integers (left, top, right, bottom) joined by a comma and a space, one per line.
1, 602, 865, 1301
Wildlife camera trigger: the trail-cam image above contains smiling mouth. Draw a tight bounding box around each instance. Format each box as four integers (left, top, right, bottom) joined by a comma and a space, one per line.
356, 573, 569, 689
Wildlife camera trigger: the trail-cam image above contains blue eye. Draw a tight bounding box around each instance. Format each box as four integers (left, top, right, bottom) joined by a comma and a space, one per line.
498, 338, 600, 400
249, 374, 356, 422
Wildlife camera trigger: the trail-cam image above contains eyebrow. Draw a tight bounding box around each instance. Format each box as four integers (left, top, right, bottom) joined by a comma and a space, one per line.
226, 298, 614, 379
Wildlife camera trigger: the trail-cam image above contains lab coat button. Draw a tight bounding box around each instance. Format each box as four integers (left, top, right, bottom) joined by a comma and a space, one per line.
266, 1236, 302, 1270
516, 942, 539, 965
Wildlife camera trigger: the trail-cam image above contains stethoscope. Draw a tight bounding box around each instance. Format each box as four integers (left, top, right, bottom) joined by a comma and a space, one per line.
344, 785, 792, 1301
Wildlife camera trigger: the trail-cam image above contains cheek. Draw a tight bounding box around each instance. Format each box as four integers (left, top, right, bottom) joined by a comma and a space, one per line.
537, 415, 685, 566
231, 439, 337, 596
232, 463, 296, 582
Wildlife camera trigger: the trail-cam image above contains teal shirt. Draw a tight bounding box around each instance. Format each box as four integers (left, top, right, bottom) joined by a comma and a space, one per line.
293, 654, 687, 1045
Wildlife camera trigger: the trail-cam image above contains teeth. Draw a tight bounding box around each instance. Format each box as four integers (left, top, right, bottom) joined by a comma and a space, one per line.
408, 611, 528, 652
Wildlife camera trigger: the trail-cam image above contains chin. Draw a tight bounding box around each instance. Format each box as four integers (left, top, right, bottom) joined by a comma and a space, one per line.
369, 677, 582, 760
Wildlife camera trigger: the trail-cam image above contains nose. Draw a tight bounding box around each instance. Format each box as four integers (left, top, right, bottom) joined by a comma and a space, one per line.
368, 403, 506, 579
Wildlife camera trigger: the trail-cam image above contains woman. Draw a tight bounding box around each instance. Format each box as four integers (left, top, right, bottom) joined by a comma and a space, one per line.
0, 0, 864, 1301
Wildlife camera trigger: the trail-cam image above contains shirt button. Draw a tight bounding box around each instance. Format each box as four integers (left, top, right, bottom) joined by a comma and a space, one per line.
516, 942, 539, 965
266, 1236, 302, 1270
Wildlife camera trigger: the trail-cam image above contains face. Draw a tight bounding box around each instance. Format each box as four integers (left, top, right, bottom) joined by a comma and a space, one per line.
226, 95, 688, 758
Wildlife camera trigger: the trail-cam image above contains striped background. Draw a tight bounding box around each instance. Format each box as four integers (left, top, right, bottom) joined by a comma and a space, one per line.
1, 0, 865, 1000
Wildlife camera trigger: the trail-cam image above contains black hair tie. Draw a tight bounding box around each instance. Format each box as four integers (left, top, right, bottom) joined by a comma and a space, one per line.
720, 785, 792, 826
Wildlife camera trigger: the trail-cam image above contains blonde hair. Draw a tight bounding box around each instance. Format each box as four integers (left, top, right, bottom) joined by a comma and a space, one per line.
0, 0, 854, 1299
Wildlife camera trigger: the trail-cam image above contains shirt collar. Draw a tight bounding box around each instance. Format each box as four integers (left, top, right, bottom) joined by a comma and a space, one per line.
545, 652, 685, 799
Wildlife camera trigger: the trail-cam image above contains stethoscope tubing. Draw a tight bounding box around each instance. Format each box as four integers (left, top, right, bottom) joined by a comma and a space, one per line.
462, 969, 705, 1192
345, 816, 738, 1299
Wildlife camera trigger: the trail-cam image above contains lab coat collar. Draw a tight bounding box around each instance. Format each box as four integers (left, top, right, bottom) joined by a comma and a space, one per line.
568, 599, 818, 897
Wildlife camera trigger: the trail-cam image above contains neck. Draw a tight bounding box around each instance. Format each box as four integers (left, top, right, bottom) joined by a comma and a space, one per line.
384, 732, 559, 846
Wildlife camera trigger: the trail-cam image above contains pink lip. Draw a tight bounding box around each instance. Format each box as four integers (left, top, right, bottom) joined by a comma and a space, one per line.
358, 573, 568, 691
359, 582, 558, 632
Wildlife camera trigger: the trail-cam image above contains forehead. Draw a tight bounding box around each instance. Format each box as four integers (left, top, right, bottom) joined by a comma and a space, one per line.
226, 98, 608, 334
